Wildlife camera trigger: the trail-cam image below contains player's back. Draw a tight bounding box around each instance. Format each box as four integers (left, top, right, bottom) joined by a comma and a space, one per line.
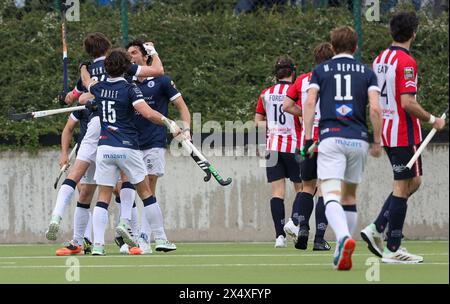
310, 54, 378, 142
373, 46, 421, 147
257, 81, 300, 153
90, 77, 144, 150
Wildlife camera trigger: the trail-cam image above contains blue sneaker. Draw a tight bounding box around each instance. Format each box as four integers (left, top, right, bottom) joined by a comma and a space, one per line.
333, 236, 355, 271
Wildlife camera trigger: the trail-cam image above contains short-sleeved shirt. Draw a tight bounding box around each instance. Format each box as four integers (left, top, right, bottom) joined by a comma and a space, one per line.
89, 77, 145, 150
309, 54, 380, 142
256, 81, 301, 153
133, 75, 181, 150
286, 72, 321, 150
373, 46, 422, 147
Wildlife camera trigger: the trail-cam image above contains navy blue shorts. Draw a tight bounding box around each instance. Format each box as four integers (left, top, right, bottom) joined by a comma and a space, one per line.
266, 151, 302, 183
384, 145, 423, 180
300, 152, 318, 181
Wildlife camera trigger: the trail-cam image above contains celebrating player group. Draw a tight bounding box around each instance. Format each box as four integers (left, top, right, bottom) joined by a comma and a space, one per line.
255, 11, 447, 270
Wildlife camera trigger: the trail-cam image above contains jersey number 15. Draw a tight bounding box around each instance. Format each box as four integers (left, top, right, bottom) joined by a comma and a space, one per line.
102, 101, 117, 123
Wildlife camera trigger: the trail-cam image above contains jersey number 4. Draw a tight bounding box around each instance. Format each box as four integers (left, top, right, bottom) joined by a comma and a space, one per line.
334, 74, 353, 101
102, 101, 116, 123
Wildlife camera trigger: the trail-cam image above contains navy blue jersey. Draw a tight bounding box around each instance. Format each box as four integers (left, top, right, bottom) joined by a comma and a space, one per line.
309, 54, 379, 141
75, 59, 140, 92
133, 76, 181, 150
89, 78, 145, 149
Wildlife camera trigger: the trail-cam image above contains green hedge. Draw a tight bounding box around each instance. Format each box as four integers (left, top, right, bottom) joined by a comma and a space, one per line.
0, 1, 448, 149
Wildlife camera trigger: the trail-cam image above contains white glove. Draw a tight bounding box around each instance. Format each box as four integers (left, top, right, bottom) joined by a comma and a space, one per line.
143, 42, 158, 57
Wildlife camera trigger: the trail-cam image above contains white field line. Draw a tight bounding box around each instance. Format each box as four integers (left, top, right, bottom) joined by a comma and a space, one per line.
0, 262, 449, 269
0, 252, 447, 259
0, 240, 448, 247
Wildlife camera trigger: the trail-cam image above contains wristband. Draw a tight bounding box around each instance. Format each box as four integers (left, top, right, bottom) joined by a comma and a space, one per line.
428, 114, 436, 124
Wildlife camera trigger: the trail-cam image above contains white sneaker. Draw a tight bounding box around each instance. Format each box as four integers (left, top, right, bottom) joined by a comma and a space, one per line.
45, 215, 62, 241
119, 244, 130, 255
360, 223, 384, 257
283, 218, 299, 240
155, 239, 177, 252
274, 235, 287, 248
137, 233, 152, 254
381, 247, 424, 264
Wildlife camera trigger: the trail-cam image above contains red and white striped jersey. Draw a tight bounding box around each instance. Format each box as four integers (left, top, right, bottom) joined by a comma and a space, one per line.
286, 72, 321, 150
256, 81, 301, 153
373, 46, 422, 147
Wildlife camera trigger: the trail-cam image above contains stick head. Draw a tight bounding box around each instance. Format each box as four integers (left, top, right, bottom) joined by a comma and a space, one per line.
218, 178, 232, 186
8, 112, 33, 121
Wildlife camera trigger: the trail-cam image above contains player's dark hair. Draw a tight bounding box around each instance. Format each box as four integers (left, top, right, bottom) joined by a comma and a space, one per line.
313, 42, 334, 64
105, 48, 132, 78
330, 26, 358, 55
274, 55, 296, 81
126, 39, 151, 65
84, 32, 112, 58
390, 12, 419, 43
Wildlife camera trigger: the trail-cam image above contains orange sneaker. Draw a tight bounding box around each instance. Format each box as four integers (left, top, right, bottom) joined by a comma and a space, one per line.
56, 241, 83, 256
334, 236, 356, 271
129, 247, 143, 255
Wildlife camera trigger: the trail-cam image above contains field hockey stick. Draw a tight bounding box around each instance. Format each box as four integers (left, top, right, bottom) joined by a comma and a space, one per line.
61, 1, 69, 95
162, 118, 232, 186
406, 106, 449, 169
8, 105, 86, 121
54, 143, 78, 189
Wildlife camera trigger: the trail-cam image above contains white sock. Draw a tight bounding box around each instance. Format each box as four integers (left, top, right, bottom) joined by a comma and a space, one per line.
144, 202, 167, 240
84, 211, 92, 242
325, 201, 350, 243
343, 205, 358, 236
52, 182, 76, 218
93, 204, 109, 246
73, 204, 90, 246
131, 206, 139, 236
120, 187, 136, 221
140, 212, 152, 239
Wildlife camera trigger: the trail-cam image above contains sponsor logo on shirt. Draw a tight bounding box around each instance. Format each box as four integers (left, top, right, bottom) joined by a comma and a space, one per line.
404, 67, 414, 80
336, 104, 353, 117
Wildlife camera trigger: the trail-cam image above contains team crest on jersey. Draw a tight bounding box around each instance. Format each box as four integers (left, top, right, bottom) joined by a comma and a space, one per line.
404, 67, 414, 80
147, 81, 155, 88
335, 104, 353, 117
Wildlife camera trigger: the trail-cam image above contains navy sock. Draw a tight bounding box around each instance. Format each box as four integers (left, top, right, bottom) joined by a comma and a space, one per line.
387, 195, 408, 252
374, 193, 392, 233
96, 201, 109, 210
143, 196, 157, 207
291, 192, 302, 226
298, 192, 314, 230
270, 197, 285, 238
62, 178, 77, 189
314, 196, 327, 240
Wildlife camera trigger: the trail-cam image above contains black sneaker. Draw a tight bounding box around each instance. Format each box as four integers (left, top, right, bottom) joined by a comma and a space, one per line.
313, 238, 331, 251
294, 228, 309, 250
114, 236, 125, 248
83, 237, 93, 254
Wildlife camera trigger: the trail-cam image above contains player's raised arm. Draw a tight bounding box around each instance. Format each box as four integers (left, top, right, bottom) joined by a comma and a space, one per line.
128, 42, 164, 77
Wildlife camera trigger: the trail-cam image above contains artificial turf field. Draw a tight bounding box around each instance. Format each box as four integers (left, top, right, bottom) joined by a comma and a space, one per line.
0, 241, 447, 284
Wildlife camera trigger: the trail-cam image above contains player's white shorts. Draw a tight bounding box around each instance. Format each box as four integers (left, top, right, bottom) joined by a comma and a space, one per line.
95, 145, 147, 187
76, 116, 100, 164
142, 148, 166, 177
317, 137, 369, 184
80, 161, 96, 185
